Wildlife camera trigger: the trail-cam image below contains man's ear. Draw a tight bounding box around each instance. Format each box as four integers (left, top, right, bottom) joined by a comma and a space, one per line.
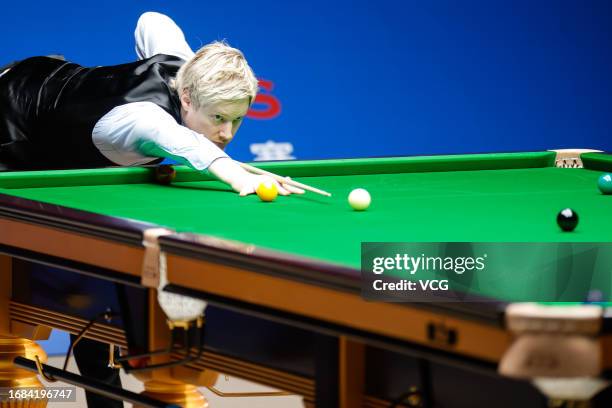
180, 91, 192, 111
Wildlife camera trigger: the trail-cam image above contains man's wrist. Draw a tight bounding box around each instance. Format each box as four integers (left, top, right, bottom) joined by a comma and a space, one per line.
208, 157, 248, 190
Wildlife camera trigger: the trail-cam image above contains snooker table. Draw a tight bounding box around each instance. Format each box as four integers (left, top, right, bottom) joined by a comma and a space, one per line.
1, 150, 612, 408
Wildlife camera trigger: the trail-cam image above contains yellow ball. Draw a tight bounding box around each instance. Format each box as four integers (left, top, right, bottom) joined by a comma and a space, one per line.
256, 182, 278, 202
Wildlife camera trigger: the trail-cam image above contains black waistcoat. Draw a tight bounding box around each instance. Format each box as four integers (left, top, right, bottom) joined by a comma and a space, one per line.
0, 54, 183, 170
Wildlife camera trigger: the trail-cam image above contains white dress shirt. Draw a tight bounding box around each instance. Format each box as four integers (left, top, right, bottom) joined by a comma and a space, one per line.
92, 12, 228, 170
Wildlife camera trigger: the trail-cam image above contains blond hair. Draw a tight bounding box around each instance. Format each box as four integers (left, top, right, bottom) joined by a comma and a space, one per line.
174, 41, 258, 108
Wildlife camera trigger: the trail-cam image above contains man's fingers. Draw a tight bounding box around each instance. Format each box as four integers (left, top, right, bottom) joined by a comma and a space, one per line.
276, 184, 290, 195
284, 184, 305, 194
282, 177, 305, 194
239, 186, 254, 196
236, 174, 305, 197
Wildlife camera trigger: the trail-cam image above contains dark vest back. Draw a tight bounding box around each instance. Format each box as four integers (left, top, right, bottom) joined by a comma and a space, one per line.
0, 54, 183, 170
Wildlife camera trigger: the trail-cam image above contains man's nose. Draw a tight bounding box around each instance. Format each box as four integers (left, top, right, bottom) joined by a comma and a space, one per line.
218, 122, 233, 141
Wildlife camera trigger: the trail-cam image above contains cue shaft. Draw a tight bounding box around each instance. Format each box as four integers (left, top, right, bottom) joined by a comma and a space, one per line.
237, 161, 332, 197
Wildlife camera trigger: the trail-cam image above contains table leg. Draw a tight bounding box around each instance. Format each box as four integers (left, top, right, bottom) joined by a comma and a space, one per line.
0, 255, 49, 407
0, 336, 48, 407
131, 290, 219, 407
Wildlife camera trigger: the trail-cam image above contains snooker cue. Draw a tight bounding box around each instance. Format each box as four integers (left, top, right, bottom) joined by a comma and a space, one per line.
236, 161, 332, 197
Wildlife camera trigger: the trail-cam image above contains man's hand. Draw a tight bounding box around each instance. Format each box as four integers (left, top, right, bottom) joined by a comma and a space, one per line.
208, 158, 304, 197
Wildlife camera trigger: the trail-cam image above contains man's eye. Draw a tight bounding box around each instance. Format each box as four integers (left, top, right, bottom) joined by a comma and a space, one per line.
233, 117, 243, 123
214, 115, 224, 122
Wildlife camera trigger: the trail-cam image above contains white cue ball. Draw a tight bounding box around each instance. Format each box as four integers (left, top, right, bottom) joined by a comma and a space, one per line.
348, 188, 371, 211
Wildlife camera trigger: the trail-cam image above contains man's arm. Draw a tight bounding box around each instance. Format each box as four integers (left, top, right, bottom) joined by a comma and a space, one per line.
92, 102, 289, 195
93, 102, 227, 170
134, 12, 195, 61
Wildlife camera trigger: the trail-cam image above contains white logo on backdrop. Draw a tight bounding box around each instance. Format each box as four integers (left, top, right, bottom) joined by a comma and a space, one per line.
250, 140, 296, 161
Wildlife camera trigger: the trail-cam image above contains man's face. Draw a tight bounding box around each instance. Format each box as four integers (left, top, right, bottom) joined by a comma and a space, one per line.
181, 95, 249, 150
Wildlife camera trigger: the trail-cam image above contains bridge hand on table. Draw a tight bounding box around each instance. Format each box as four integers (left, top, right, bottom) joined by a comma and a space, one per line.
238, 174, 304, 197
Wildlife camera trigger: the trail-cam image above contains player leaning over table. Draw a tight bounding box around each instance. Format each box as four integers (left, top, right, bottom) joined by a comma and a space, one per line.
0, 11, 301, 408
0, 11, 301, 196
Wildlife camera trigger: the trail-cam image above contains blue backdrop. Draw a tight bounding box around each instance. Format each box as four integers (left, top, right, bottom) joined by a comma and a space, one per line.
2, 0, 611, 162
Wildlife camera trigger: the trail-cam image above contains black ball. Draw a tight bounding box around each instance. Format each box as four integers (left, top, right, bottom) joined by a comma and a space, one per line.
557, 208, 579, 232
